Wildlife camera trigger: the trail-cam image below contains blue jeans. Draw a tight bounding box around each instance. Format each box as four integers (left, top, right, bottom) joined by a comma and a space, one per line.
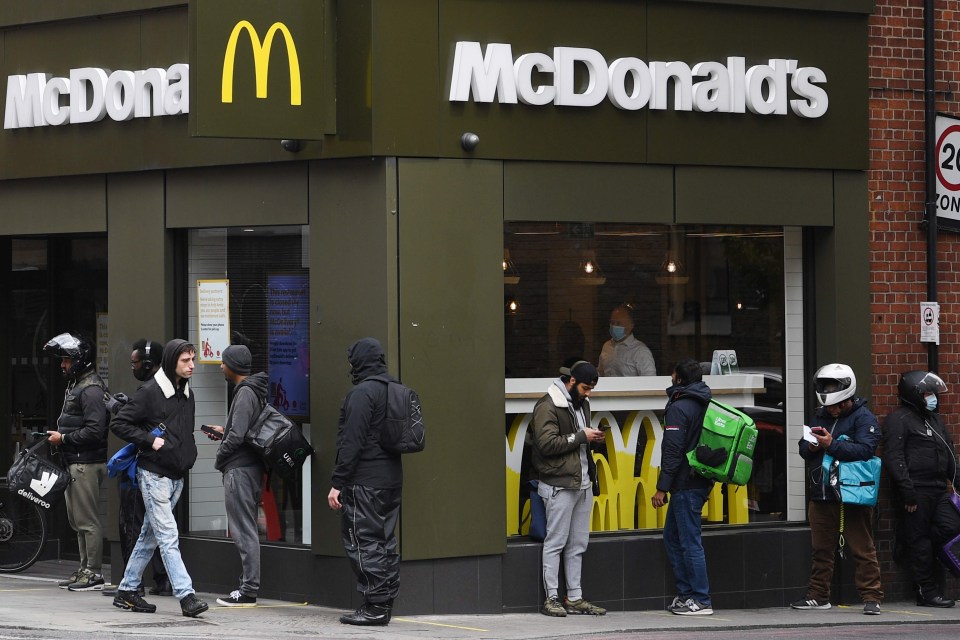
663, 487, 712, 606
118, 468, 195, 600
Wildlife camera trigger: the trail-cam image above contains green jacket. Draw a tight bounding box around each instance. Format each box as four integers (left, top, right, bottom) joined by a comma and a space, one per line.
531, 381, 596, 490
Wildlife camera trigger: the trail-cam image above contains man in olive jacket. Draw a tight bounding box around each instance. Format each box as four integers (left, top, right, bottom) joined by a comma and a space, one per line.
531, 360, 606, 618
110, 339, 208, 618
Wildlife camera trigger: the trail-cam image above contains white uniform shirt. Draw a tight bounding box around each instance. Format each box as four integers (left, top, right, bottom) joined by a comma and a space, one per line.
598, 335, 656, 376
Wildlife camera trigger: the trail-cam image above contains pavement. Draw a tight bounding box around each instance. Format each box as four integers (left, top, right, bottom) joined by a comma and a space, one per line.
1, 560, 959, 639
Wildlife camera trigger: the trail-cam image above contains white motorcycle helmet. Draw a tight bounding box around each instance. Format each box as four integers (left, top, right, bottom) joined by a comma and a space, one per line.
814, 363, 857, 406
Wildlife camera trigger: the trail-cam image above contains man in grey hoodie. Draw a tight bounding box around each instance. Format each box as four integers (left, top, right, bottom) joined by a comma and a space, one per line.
205, 344, 269, 607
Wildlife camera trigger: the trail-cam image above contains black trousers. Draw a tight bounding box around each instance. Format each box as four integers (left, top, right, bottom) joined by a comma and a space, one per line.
340, 485, 401, 605
902, 491, 960, 595
119, 480, 167, 584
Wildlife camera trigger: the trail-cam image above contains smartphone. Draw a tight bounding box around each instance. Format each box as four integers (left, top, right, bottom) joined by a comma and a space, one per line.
200, 425, 223, 440
30, 431, 49, 438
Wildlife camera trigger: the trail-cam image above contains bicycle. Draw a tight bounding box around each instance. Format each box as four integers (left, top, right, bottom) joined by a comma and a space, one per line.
0, 477, 47, 573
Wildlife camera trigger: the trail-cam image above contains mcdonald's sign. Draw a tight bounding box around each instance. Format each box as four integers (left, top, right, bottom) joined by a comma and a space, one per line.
191, 0, 332, 140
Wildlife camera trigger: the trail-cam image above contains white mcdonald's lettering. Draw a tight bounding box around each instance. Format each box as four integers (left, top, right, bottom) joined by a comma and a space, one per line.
4, 64, 189, 130
448, 42, 828, 118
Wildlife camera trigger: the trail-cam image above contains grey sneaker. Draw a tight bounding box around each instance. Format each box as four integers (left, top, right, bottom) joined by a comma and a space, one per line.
67, 571, 105, 591
541, 595, 567, 617
58, 569, 82, 589
863, 601, 881, 615
563, 597, 606, 615
672, 598, 713, 615
667, 595, 685, 612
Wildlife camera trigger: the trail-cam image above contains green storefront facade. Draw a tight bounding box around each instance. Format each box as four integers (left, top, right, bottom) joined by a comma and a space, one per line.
0, 0, 873, 613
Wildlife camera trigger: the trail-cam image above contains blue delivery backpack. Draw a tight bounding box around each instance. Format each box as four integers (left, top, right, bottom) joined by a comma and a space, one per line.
821, 435, 881, 507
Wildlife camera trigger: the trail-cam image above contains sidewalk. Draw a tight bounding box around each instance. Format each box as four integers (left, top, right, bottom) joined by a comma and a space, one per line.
1, 560, 958, 640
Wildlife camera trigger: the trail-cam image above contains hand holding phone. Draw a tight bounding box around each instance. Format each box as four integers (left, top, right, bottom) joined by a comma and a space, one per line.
200, 424, 223, 441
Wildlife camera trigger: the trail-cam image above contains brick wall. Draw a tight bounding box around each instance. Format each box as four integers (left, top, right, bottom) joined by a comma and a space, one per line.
871, 0, 960, 600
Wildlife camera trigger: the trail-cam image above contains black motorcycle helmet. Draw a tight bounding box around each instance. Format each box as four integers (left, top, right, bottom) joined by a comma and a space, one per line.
43, 332, 94, 380
898, 370, 948, 412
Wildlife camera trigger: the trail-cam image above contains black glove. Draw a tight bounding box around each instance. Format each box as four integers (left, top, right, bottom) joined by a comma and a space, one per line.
104, 392, 130, 415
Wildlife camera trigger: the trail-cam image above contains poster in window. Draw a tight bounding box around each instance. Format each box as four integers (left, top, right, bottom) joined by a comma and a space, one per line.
267, 272, 309, 419
197, 279, 230, 364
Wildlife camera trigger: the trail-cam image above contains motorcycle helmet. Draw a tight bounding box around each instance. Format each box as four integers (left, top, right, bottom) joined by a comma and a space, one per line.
43, 333, 94, 379
898, 370, 947, 411
814, 363, 857, 406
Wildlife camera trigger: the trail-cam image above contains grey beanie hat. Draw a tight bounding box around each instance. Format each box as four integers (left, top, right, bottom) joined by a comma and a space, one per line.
222, 344, 252, 375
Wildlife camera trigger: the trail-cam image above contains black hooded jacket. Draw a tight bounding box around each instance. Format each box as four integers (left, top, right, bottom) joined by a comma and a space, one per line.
111, 339, 198, 480
883, 403, 957, 505
657, 380, 714, 493
330, 338, 402, 490
215, 372, 269, 473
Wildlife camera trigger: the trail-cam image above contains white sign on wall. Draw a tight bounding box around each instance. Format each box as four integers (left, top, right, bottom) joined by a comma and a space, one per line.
935, 114, 960, 223
197, 279, 230, 364
920, 301, 940, 344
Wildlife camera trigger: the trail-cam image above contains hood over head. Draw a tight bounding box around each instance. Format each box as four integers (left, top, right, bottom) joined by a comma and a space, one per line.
347, 338, 388, 384
162, 339, 195, 387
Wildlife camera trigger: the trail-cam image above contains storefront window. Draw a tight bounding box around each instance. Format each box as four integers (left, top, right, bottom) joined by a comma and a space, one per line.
187, 226, 311, 545
504, 223, 787, 533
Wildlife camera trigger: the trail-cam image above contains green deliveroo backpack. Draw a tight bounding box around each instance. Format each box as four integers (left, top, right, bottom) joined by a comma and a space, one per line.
685, 399, 758, 485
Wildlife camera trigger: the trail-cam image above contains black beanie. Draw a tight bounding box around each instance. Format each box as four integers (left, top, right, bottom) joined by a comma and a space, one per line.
222, 344, 252, 375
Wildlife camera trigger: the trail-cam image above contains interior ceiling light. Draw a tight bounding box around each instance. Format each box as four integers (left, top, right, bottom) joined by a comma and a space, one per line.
574, 251, 606, 286
503, 249, 520, 285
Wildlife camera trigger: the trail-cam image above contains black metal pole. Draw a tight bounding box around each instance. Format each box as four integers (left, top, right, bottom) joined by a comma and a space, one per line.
925, 0, 939, 373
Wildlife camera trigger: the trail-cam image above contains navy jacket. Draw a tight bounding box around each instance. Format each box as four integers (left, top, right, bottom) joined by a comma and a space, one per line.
657, 380, 714, 493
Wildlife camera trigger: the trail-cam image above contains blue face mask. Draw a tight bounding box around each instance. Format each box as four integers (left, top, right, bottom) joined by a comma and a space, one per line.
925, 395, 938, 411
609, 325, 627, 341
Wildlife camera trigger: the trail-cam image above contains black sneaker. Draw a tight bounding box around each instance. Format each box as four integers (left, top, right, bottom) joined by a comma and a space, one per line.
672, 598, 713, 616
666, 595, 685, 612
790, 597, 831, 610
180, 593, 209, 618
67, 572, 105, 592
339, 602, 391, 626
917, 594, 955, 608
863, 601, 881, 615
113, 590, 157, 613
216, 590, 257, 607
58, 569, 82, 589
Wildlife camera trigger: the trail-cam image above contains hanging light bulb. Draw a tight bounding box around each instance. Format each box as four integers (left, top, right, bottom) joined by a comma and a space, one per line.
574, 251, 606, 285
503, 249, 520, 285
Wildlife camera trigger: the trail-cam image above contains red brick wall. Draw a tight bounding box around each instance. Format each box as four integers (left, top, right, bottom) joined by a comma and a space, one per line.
871, 0, 960, 599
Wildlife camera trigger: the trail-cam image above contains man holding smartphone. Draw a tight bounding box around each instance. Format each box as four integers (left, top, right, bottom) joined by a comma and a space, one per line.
792, 363, 883, 615
203, 344, 269, 608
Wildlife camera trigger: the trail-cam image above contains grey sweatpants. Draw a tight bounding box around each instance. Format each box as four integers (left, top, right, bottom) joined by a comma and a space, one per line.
224, 466, 262, 596
539, 483, 592, 599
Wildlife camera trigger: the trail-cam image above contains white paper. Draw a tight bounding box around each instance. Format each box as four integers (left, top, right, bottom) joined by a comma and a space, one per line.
802, 425, 818, 444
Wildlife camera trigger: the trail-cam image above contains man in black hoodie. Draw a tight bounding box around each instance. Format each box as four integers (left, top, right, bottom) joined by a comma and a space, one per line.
652, 358, 714, 616
328, 338, 402, 626
110, 339, 208, 618
205, 344, 268, 608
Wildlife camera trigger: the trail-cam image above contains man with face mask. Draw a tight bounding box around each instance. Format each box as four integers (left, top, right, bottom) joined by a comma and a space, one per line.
883, 371, 958, 608
792, 363, 883, 615
531, 360, 607, 617
42, 332, 109, 592
597, 304, 656, 377
102, 339, 170, 598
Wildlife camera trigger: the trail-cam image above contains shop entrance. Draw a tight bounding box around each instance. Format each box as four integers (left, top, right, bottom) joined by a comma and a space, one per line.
1, 235, 107, 557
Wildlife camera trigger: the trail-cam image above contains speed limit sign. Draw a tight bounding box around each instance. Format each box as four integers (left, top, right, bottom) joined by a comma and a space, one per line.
936, 114, 960, 222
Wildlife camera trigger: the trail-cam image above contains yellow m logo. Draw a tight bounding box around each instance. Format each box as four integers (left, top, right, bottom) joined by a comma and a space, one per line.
222, 20, 302, 106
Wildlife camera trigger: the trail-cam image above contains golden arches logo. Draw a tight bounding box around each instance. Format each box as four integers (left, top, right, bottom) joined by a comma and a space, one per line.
221, 20, 302, 106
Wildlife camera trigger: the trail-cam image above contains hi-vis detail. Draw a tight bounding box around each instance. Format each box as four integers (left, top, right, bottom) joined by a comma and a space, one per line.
4, 64, 188, 130
221, 20, 301, 106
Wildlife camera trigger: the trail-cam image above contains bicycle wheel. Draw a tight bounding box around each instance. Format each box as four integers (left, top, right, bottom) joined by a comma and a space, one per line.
0, 485, 47, 573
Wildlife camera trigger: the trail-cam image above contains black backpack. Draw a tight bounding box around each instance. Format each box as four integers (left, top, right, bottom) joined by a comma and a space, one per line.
369, 376, 425, 454
246, 403, 315, 479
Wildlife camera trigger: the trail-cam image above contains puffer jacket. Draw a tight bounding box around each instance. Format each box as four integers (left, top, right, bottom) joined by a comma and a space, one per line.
57, 367, 109, 464
111, 339, 198, 480
530, 381, 596, 490
882, 405, 956, 505
798, 398, 881, 502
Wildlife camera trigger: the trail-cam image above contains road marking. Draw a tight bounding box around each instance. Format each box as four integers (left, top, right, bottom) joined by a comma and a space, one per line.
0, 587, 47, 592
394, 618, 489, 632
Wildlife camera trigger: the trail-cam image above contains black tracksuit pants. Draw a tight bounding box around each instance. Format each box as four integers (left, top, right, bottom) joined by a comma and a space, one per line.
340, 485, 401, 605
902, 491, 960, 596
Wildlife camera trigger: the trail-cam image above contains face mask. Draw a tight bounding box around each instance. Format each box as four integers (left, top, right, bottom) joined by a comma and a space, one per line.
925, 395, 938, 411
609, 325, 627, 341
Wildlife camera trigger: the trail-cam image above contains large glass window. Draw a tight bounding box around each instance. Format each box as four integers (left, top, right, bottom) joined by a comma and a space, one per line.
187, 226, 311, 544
504, 223, 787, 533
